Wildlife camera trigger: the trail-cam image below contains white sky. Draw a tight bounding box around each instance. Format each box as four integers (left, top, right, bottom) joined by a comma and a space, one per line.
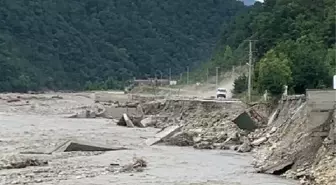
255, 0, 264, 2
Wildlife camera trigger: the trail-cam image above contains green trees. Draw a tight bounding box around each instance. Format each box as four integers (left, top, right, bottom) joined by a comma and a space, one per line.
257, 50, 292, 95
1, 0, 334, 94
233, 74, 248, 94
0, 0, 247, 92
220, 0, 335, 95
288, 36, 332, 93
211, 45, 235, 71
326, 48, 336, 71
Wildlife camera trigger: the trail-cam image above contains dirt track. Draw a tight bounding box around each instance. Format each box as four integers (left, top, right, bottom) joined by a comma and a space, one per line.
0, 92, 297, 185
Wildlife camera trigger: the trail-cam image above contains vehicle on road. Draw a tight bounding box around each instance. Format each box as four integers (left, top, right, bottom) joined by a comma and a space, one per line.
216, 88, 227, 99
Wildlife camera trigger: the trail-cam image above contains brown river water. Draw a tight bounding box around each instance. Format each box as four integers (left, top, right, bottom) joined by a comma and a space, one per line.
0, 113, 298, 185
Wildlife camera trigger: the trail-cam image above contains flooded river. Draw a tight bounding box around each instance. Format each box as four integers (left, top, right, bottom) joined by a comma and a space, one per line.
0, 113, 298, 185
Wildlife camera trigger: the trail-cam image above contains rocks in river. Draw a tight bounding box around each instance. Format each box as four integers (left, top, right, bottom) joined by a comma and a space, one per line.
107, 157, 148, 173
0, 154, 48, 170
237, 137, 252, 153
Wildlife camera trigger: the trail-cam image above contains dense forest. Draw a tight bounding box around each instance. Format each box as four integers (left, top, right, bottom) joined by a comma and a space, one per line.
0, 0, 247, 92
0, 0, 335, 94
204, 0, 335, 95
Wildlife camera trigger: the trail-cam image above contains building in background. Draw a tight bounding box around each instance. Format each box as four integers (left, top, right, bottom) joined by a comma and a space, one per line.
133, 79, 170, 86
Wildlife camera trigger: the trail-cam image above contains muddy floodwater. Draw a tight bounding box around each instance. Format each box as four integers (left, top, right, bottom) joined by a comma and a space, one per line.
0, 112, 298, 185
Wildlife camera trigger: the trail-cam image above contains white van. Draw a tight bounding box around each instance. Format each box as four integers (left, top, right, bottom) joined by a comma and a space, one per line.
216, 88, 227, 99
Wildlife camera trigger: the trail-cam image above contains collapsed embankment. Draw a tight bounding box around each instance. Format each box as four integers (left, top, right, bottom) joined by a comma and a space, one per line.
139, 94, 335, 185
251, 94, 336, 185
140, 99, 268, 151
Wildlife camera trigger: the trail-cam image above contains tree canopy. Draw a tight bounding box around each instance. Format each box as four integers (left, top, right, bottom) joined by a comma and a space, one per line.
0, 0, 335, 94
257, 49, 292, 95
0, 0, 246, 92
217, 0, 335, 94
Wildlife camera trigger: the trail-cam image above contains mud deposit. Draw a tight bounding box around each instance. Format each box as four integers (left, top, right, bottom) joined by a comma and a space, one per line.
0, 93, 297, 185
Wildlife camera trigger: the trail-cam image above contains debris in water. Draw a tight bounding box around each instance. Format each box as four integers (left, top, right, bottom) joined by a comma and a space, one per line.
251, 137, 268, 146
107, 157, 147, 173
50, 140, 128, 153
117, 113, 135, 127
193, 141, 215, 150
7, 98, 21, 103
0, 155, 48, 170
51, 95, 63, 99
258, 160, 295, 175
237, 137, 252, 153
68, 110, 96, 118
131, 115, 145, 128
145, 125, 182, 146
67, 103, 106, 118
140, 116, 157, 127
117, 101, 139, 108
164, 132, 195, 146
232, 111, 258, 131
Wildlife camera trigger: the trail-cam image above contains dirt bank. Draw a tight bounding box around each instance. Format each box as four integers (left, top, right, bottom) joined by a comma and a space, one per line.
140, 99, 252, 149
138, 94, 335, 185
251, 95, 336, 185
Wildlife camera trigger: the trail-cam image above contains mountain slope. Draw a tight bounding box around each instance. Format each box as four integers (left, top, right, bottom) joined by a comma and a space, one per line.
205, 0, 335, 94
0, 0, 246, 92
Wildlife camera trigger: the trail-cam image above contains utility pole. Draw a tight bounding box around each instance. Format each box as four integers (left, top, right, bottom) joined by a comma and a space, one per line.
232, 66, 235, 79
187, 66, 189, 85
206, 68, 209, 84
216, 67, 219, 89
247, 39, 257, 103
169, 68, 172, 82
169, 68, 172, 96
155, 70, 163, 86
154, 74, 157, 97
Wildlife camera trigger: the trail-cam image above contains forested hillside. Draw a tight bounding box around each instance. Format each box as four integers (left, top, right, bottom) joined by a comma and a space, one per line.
1, 0, 334, 94
0, 0, 246, 92
206, 0, 335, 95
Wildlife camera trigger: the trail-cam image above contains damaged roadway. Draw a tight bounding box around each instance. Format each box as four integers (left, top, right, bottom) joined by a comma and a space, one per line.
139, 98, 263, 152
128, 92, 335, 184
252, 92, 336, 185
0, 91, 327, 184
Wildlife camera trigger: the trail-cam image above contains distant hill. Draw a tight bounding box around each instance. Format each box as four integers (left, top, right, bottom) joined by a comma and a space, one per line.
207, 0, 335, 94
0, 0, 246, 92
